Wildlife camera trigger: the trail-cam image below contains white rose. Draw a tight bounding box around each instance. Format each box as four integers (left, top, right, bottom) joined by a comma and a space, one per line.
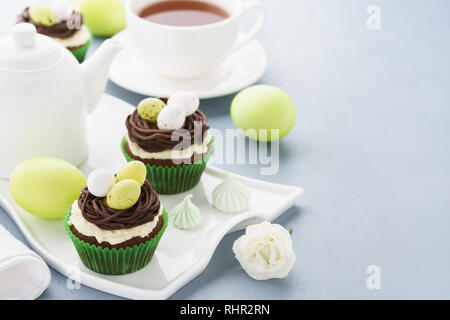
232, 221, 296, 280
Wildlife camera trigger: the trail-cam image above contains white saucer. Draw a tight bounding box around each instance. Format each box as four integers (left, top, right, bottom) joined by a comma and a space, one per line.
109, 31, 267, 99
0, 95, 302, 299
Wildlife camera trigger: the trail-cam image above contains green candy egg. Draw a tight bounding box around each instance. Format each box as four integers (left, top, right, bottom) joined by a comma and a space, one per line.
106, 179, 141, 210
230, 85, 297, 142
10, 157, 86, 219
116, 161, 147, 186
75, 0, 126, 37
137, 98, 166, 123
29, 5, 57, 27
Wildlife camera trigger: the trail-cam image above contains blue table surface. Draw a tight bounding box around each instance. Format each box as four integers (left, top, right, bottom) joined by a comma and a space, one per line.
1, 0, 450, 299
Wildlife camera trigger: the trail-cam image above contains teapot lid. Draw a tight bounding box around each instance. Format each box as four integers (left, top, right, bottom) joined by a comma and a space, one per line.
0, 23, 63, 71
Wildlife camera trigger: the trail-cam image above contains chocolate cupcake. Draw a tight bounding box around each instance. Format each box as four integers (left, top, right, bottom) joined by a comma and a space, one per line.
17, 1, 91, 63
64, 162, 167, 275
121, 93, 214, 194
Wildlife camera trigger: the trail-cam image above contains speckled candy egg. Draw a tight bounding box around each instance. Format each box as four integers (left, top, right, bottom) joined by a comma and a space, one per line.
51, 0, 73, 21
116, 161, 147, 186
157, 103, 186, 130
106, 179, 141, 210
137, 98, 166, 124
29, 4, 57, 26
87, 168, 115, 197
230, 85, 297, 142
168, 91, 200, 116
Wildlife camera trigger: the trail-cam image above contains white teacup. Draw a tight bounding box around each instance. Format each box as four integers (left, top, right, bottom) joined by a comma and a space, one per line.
125, 0, 265, 79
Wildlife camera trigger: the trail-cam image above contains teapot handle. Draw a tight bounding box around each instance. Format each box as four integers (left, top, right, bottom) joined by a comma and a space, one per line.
230, 0, 265, 53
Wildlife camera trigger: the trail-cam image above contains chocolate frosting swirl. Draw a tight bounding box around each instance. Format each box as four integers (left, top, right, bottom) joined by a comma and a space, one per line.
126, 100, 210, 153
78, 180, 161, 230
17, 7, 83, 39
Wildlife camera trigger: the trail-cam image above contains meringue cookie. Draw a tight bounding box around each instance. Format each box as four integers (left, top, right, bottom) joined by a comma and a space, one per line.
170, 195, 202, 230
212, 173, 250, 213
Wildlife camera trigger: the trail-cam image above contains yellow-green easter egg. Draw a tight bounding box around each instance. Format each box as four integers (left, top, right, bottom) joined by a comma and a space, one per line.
29, 5, 57, 27
76, 0, 126, 37
137, 98, 166, 123
230, 85, 297, 142
116, 161, 147, 186
106, 179, 141, 210
10, 157, 86, 219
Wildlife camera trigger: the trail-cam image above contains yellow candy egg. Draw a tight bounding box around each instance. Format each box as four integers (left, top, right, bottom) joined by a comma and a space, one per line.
116, 161, 147, 186
106, 179, 141, 210
137, 98, 166, 123
10, 157, 86, 219
29, 5, 57, 27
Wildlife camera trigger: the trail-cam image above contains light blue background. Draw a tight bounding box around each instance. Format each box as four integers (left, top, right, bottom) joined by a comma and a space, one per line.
1, 0, 450, 299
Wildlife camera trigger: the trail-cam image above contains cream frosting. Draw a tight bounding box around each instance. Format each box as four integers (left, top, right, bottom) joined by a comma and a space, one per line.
68, 201, 162, 245
126, 132, 212, 160
51, 24, 90, 48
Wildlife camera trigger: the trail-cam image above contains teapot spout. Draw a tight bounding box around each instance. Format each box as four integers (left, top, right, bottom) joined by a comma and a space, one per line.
81, 38, 123, 113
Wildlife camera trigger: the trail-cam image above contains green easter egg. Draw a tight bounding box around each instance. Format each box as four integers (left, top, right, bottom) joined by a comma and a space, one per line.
230, 85, 297, 142
75, 0, 126, 37
106, 179, 141, 210
10, 157, 86, 219
29, 5, 57, 27
116, 161, 147, 186
137, 98, 166, 123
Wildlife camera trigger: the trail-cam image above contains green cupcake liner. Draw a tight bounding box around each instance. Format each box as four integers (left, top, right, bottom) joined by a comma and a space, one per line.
121, 136, 215, 194
69, 36, 92, 63
64, 207, 168, 275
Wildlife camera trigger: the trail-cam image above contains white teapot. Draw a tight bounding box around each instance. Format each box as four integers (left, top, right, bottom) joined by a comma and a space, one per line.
0, 23, 123, 179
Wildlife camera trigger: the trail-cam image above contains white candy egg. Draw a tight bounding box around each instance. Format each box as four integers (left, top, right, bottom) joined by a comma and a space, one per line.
87, 168, 116, 197
168, 91, 200, 116
157, 104, 186, 130
51, 0, 73, 21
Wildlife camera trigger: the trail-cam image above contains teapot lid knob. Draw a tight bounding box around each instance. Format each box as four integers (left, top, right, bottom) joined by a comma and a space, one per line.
12, 23, 37, 49
0, 22, 62, 71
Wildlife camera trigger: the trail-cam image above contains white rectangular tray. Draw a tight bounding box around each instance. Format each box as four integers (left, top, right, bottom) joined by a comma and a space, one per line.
0, 94, 303, 299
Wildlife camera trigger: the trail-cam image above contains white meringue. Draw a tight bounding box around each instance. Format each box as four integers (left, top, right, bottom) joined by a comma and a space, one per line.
212, 173, 250, 213
170, 195, 202, 230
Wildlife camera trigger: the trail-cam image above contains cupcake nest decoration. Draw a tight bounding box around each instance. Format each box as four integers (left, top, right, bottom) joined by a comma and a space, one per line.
212, 173, 250, 213
170, 195, 202, 230
64, 161, 168, 275
17, 0, 92, 63
122, 91, 214, 194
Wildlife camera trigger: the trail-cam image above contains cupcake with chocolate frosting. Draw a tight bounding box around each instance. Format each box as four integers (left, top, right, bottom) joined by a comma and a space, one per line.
64, 162, 168, 275
121, 92, 214, 194
17, 0, 92, 63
